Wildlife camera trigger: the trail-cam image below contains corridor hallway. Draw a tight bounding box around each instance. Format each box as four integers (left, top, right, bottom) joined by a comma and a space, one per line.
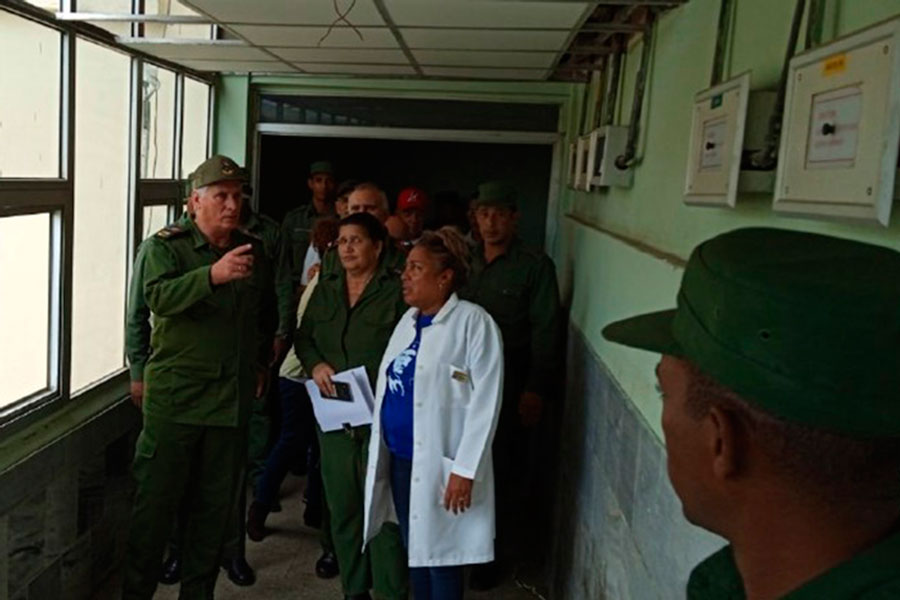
91, 476, 538, 600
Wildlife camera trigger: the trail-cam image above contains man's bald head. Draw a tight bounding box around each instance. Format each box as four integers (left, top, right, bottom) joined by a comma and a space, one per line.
347, 182, 389, 224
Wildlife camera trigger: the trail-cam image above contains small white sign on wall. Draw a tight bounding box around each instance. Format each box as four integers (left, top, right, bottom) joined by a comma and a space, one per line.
805, 85, 863, 169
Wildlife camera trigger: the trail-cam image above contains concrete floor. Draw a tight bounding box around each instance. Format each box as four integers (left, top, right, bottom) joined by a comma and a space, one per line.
94, 475, 539, 599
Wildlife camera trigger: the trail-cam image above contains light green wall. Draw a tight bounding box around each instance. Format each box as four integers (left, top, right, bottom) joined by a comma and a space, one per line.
555, 0, 900, 438
213, 74, 250, 164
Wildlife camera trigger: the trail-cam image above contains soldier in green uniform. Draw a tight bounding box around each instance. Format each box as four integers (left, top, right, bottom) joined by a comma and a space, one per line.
123, 155, 275, 600
296, 212, 409, 600
602, 228, 900, 599
275, 160, 336, 347
458, 180, 561, 589
218, 190, 283, 587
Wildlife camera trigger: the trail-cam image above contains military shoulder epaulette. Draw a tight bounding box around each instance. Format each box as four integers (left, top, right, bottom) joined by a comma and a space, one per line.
155, 224, 188, 240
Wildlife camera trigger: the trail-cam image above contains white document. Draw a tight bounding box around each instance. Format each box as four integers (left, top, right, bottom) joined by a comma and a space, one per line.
305, 366, 375, 432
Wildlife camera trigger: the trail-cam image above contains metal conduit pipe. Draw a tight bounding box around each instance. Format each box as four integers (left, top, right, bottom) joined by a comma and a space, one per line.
603, 45, 623, 126
710, 0, 735, 86
614, 10, 655, 171
750, 0, 807, 170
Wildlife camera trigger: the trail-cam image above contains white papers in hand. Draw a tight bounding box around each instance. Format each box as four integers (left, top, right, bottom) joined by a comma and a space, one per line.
305, 366, 375, 432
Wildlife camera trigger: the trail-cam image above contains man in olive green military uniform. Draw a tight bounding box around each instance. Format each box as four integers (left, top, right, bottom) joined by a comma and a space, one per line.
603, 228, 900, 599
123, 155, 275, 600
275, 160, 336, 349
459, 180, 561, 589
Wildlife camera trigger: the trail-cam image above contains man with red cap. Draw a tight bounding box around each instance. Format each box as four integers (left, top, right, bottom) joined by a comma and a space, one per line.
395, 187, 428, 244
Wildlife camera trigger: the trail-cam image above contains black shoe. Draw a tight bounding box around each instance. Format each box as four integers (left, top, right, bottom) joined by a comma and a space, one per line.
315, 551, 339, 579
222, 556, 256, 587
158, 556, 180, 585
246, 501, 267, 542
343, 594, 371, 600
469, 561, 500, 591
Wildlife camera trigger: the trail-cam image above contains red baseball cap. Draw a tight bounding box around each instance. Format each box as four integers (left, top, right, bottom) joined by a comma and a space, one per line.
397, 187, 428, 211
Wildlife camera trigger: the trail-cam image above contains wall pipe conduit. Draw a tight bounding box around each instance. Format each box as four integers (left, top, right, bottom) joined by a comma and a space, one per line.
615, 10, 655, 171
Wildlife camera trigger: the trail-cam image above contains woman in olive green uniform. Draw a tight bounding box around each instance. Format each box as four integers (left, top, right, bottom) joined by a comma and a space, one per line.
295, 212, 408, 600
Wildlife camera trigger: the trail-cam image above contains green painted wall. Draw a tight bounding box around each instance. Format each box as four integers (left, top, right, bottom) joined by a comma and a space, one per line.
554, 0, 900, 437
213, 74, 250, 164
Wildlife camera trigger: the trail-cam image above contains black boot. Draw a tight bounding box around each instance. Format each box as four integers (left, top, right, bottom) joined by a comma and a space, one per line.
315, 551, 339, 579
158, 556, 180, 585
222, 555, 256, 587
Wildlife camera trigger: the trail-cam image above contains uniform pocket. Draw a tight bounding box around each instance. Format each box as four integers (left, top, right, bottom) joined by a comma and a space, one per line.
443, 364, 472, 406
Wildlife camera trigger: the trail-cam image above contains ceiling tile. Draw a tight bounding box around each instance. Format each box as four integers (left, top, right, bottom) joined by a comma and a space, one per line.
270, 47, 408, 64
297, 63, 418, 76
384, 1, 590, 29
179, 59, 299, 73
231, 25, 399, 48
121, 40, 269, 61
401, 28, 567, 51
185, 0, 386, 26
413, 49, 556, 69
424, 66, 546, 81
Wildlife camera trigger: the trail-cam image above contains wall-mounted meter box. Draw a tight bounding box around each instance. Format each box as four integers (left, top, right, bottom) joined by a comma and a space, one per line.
774, 17, 900, 226
574, 135, 591, 191
684, 72, 778, 206
586, 125, 632, 189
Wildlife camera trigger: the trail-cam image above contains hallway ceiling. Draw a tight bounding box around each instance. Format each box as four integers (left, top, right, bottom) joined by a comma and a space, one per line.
109, 0, 687, 81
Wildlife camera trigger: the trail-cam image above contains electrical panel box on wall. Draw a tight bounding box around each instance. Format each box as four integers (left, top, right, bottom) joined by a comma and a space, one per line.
684, 72, 750, 206
684, 72, 779, 206
774, 17, 900, 226
586, 125, 632, 189
574, 135, 590, 191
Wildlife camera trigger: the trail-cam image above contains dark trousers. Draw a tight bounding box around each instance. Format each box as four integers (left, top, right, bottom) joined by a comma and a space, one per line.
254, 377, 332, 550
318, 425, 408, 599
123, 417, 242, 600
390, 454, 463, 600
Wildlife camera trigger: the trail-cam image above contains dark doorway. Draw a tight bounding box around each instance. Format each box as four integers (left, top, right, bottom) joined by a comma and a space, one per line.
257, 135, 554, 250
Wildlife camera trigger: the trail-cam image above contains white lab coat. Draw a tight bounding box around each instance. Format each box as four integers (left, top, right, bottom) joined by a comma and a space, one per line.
362, 294, 504, 567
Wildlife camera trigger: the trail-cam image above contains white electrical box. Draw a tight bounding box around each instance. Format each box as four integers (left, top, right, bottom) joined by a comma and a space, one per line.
684, 72, 750, 206
574, 135, 590, 191
586, 125, 632, 189
774, 17, 900, 226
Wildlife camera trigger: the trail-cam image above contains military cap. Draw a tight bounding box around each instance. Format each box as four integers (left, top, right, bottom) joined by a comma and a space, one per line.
474, 180, 517, 210
309, 160, 334, 176
190, 155, 246, 190
602, 227, 900, 438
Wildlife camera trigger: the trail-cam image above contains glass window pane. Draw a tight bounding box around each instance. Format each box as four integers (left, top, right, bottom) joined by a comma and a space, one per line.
181, 78, 210, 177
72, 39, 130, 392
0, 213, 51, 408
23, 1, 59, 11
0, 11, 61, 178
142, 204, 170, 240
141, 65, 176, 179
76, 0, 133, 37
143, 1, 213, 39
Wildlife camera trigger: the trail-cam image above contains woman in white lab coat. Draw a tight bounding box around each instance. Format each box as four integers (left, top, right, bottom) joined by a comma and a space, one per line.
363, 227, 504, 600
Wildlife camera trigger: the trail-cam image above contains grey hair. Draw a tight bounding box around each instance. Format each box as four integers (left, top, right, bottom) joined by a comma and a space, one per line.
352, 182, 389, 212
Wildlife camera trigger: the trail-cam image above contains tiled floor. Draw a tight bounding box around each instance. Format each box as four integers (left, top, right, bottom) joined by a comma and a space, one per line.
93, 475, 540, 599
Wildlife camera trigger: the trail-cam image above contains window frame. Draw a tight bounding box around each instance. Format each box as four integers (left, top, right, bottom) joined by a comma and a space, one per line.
0, 1, 214, 437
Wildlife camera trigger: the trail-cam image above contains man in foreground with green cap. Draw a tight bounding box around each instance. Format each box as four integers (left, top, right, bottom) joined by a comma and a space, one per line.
123, 154, 275, 599
602, 227, 900, 599
459, 180, 562, 589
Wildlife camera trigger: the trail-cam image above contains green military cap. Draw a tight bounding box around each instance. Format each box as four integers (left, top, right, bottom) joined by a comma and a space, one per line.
474, 180, 517, 210
602, 227, 900, 438
309, 160, 334, 176
190, 154, 246, 190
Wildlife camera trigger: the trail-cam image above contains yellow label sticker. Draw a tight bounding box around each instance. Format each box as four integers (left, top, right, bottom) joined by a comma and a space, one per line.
823, 54, 847, 76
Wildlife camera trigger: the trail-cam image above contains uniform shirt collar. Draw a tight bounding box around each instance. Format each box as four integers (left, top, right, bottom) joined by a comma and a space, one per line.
409, 293, 459, 325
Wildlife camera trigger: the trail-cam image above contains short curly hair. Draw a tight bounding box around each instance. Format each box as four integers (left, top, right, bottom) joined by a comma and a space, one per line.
414, 226, 471, 292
